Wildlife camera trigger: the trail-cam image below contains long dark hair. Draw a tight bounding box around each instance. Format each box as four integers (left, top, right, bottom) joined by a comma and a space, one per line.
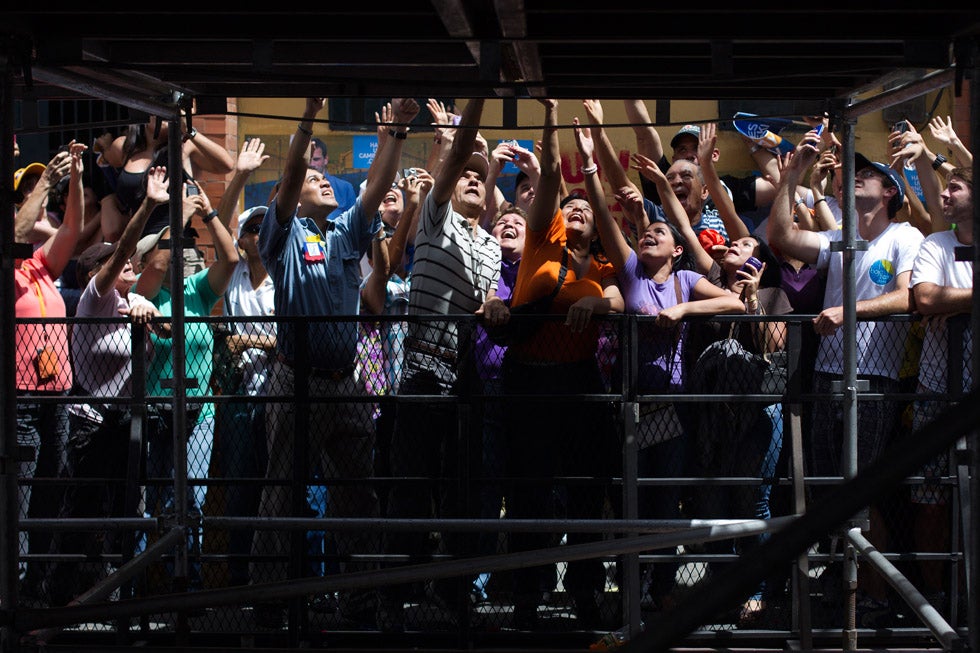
667, 222, 696, 273
721, 235, 781, 289
121, 123, 150, 165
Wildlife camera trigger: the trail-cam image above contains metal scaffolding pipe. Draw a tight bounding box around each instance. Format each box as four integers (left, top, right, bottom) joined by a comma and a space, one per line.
843, 68, 956, 120
846, 528, 961, 650
625, 391, 980, 653
24, 526, 186, 646
17, 517, 791, 631
204, 516, 777, 533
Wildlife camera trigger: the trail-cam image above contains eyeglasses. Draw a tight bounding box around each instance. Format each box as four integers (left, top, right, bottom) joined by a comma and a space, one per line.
242, 222, 262, 235
855, 168, 883, 180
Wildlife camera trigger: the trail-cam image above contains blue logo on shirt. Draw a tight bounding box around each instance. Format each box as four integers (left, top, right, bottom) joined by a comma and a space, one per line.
868, 259, 895, 286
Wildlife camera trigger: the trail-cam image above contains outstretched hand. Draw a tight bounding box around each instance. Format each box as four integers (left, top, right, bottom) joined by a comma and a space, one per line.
236, 138, 269, 174
573, 118, 595, 163
144, 167, 170, 205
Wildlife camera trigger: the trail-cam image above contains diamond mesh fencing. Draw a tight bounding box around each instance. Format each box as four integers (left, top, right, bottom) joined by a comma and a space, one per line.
9, 311, 973, 645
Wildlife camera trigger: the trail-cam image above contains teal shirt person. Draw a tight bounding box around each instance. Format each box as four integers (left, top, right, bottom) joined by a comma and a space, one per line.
144, 268, 220, 421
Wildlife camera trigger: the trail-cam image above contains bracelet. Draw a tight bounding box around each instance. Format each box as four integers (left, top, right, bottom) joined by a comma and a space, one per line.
388, 129, 407, 140
814, 197, 827, 205
581, 163, 598, 175
932, 153, 947, 170
203, 209, 219, 223
297, 123, 313, 136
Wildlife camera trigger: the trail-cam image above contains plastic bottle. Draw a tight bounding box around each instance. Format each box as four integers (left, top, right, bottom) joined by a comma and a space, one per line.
589, 622, 643, 651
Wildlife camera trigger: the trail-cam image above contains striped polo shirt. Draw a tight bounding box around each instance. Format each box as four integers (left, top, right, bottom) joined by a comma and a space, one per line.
404, 193, 500, 376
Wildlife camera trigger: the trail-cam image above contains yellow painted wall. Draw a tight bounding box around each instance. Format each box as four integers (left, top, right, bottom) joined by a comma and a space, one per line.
235, 92, 957, 218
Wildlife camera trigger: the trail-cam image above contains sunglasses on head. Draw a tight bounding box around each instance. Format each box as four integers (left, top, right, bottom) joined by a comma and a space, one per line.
242, 222, 262, 235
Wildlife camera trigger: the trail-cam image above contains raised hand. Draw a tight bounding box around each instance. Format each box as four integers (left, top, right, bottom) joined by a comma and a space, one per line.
698, 123, 717, 165
889, 121, 926, 164
375, 101, 394, 146
927, 115, 958, 148
304, 97, 325, 118
810, 149, 838, 191
581, 99, 603, 126
68, 140, 87, 177
573, 118, 595, 163
144, 167, 170, 205
236, 137, 269, 174
614, 185, 646, 226
392, 98, 421, 126
426, 98, 453, 126
630, 152, 667, 184
43, 150, 73, 187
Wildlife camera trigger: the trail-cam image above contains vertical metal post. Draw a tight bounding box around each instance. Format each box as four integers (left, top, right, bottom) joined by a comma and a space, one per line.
621, 315, 641, 638
840, 118, 860, 651
165, 106, 190, 645
968, 40, 979, 653
1, 51, 19, 653
786, 318, 812, 650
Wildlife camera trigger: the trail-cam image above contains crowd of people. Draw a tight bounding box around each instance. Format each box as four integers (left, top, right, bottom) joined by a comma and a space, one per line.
10, 97, 974, 632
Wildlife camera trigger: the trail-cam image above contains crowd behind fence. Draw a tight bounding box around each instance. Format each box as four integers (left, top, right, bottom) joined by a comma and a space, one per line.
9, 310, 974, 645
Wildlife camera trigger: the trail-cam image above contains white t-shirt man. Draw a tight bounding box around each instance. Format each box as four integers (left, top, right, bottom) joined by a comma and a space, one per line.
813, 220, 924, 379
910, 229, 974, 393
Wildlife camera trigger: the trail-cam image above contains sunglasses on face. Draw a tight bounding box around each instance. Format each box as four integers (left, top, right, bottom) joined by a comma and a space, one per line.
242, 222, 262, 235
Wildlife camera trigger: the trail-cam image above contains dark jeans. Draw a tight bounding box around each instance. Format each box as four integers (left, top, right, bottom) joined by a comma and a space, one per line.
502, 357, 619, 603
215, 401, 268, 586
382, 369, 480, 603
47, 407, 134, 605
16, 393, 69, 592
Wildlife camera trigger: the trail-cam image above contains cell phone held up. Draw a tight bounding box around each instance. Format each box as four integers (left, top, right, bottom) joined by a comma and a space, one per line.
740, 256, 763, 275
892, 120, 909, 134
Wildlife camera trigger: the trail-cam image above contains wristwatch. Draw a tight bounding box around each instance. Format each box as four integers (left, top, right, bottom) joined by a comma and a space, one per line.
932, 153, 947, 170
184, 127, 198, 142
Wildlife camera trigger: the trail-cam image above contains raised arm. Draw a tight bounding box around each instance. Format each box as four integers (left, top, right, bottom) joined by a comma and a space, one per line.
630, 152, 714, 275
361, 170, 432, 315
581, 99, 632, 193
574, 117, 630, 272
134, 193, 198, 300
432, 98, 485, 206
424, 98, 457, 179
766, 136, 823, 264
217, 137, 270, 231
361, 98, 420, 220
94, 166, 168, 296
807, 149, 842, 231
389, 169, 430, 272
197, 184, 240, 296
891, 123, 944, 234
699, 123, 749, 241
42, 142, 86, 279
15, 150, 71, 244
623, 99, 664, 164
183, 115, 235, 175
526, 99, 562, 232
928, 115, 972, 168
275, 97, 324, 225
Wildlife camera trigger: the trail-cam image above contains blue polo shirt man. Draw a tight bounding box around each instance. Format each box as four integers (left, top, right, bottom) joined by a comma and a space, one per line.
250, 96, 417, 627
